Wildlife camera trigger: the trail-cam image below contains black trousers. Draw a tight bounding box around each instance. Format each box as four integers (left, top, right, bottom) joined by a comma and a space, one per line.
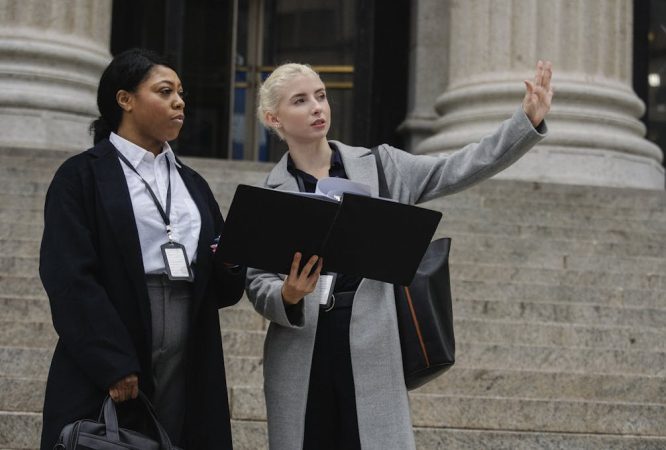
303, 305, 362, 450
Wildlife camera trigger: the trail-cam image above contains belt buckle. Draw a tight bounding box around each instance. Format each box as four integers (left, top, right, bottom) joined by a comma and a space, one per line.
323, 294, 336, 312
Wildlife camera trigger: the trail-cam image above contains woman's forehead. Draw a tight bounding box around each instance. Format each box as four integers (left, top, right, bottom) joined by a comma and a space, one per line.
280, 74, 325, 96
144, 64, 181, 86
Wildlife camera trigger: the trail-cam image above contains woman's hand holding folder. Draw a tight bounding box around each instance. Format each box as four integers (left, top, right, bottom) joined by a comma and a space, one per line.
281, 252, 324, 304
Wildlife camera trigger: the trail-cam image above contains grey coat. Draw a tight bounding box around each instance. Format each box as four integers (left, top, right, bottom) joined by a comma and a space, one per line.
246, 108, 547, 450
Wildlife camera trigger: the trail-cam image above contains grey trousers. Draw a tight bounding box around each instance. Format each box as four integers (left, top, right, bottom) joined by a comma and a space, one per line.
146, 275, 192, 445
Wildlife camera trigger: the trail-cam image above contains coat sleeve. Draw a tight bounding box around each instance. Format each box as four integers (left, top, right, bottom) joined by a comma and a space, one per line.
201, 176, 247, 309
39, 167, 141, 391
381, 107, 547, 204
245, 268, 305, 328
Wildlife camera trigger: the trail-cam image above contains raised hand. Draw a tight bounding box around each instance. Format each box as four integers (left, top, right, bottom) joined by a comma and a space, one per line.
523, 60, 554, 128
281, 252, 323, 305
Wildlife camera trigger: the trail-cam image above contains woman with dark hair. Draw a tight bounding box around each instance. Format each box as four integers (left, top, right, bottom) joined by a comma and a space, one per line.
39, 48, 245, 449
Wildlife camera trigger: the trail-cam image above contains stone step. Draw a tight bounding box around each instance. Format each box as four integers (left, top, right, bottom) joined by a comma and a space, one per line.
2, 413, 666, 450
0, 239, 41, 257
0, 275, 46, 297
2, 154, 664, 209
415, 367, 666, 404
451, 262, 666, 291
4, 211, 666, 255
0, 296, 51, 322
4, 244, 666, 289
448, 233, 666, 259
454, 318, 665, 351
409, 394, 666, 436
0, 348, 51, 378
6, 336, 662, 382
0, 256, 39, 275
230, 419, 267, 450
0, 376, 45, 413
453, 279, 665, 308
1, 227, 664, 273
456, 342, 666, 376
3, 198, 666, 246
0, 194, 45, 211
3, 175, 666, 225
0, 411, 41, 449
8, 308, 664, 353
7, 291, 662, 334
435, 206, 666, 233
224, 356, 666, 405
443, 219, 665, 244
438, 180, 666, 209
229, 386, 666, 436
412, 427, 666, 450
450, 248, 666, 274
220, 332, 666, 376
0, 292, 256, 323
454, 298, 666, 328
6, 358, 664, 414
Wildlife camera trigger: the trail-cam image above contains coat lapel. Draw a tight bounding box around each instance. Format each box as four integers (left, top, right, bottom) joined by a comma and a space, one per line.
176, 163, 214, 320
265, 141, 379, 195
331, 141, 379, 197
265, 152, 299, 191
89, 140, 152, 334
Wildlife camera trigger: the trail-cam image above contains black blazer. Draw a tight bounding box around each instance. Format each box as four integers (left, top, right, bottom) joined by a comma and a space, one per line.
39, 139, 245, 449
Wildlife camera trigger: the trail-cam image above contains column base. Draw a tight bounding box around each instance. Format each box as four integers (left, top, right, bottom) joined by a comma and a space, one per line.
488, 145, 665, 191
0, 108, 93, 153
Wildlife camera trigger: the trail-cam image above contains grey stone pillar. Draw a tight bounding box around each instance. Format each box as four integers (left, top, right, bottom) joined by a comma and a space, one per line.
398, 0, 449, 152
417, 0, 665, 190
0, 0, 112, 153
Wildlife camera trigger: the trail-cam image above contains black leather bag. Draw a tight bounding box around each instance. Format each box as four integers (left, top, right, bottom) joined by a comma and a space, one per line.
54, 392, 181, 450
372, 147, 456, 390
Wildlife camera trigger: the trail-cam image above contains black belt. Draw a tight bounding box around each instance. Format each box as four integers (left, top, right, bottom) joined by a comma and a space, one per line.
322, 291, 355, 312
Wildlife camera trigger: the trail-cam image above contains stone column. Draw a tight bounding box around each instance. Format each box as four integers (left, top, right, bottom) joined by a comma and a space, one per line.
398, 0, 449, 152
417, 0, 665, 190
0, 0, 112, 154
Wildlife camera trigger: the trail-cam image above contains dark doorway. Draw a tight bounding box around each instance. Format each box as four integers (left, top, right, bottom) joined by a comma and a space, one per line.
111, 0, 410, 160
111, 0, 235, 159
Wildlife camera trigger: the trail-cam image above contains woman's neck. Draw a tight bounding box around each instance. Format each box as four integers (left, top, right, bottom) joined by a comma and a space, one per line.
288, 139, 333, 178
116, 125, 163, 157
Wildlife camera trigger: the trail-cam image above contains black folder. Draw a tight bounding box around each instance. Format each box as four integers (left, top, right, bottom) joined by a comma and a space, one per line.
218, 184, 442, 285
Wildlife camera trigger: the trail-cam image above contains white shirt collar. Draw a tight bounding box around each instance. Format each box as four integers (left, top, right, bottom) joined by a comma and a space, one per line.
109, 132, 181, 168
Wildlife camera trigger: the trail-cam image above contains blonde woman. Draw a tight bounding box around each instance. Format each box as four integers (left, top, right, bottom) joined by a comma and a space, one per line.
247, 61, 553, 449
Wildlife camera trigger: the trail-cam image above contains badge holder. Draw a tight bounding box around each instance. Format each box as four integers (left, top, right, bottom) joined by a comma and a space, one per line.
160, 227, 194, 282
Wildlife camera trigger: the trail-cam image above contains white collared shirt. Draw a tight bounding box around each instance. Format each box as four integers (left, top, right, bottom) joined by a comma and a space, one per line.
110, 133, 202, 274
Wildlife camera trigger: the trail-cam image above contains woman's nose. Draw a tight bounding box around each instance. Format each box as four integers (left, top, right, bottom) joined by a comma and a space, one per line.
173, 96, 185, 110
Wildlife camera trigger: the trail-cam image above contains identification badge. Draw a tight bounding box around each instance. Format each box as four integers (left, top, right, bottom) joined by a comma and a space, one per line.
160, 241, 194, 281
313, 274, 336, 306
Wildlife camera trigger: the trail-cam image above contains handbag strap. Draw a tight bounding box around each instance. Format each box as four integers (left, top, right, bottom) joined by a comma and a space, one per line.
101, 391, 176, 449
370, 146, 391, 199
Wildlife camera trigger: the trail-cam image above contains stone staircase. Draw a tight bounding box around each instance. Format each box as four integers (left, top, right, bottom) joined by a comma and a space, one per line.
1, 149, 665, 449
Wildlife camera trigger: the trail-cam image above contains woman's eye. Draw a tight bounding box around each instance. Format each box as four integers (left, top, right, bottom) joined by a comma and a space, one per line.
294, 98, 304, 104
160, 88, 172, 95
178, 91, 187, 99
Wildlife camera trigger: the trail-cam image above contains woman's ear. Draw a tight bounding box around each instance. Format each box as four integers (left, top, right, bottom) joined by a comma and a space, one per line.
265, 112, 280, 128
116, 90, 133, 112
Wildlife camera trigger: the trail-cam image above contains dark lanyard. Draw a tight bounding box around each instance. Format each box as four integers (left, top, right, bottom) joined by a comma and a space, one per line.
116, 151, 174, 242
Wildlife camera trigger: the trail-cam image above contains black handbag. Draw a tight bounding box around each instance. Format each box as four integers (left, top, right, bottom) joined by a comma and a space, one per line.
54, 392, 181, 450
371, 147, 456, 390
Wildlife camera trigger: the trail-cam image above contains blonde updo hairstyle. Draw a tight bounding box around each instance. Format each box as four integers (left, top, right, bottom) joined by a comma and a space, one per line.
257, 63, 322, 140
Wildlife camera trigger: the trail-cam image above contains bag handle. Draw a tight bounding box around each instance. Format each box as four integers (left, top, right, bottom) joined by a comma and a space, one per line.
370, 146, 391, 199
100, 391, 176, 449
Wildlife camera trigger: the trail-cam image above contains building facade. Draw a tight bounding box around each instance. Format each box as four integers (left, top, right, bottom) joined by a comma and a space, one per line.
0, 0, 664, 190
